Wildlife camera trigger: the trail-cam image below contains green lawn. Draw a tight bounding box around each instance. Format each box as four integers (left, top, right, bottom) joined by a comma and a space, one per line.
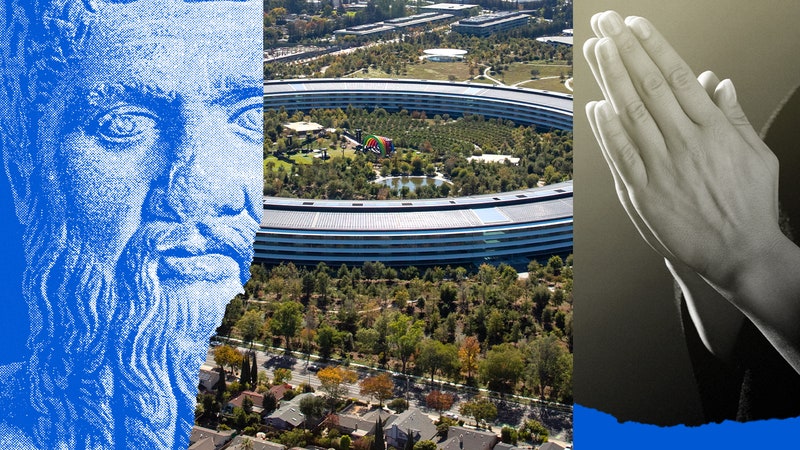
517, 77, 571, 94
264, 156, 292, 172
350, 60, 475, 82
499, 61, 571, 85
290, 153, 315, 165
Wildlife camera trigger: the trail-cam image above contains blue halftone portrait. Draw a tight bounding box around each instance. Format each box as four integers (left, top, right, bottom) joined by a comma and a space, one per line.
0, 0, 262, 448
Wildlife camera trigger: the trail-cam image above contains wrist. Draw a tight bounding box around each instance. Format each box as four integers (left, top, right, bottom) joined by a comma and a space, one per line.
715, 231, 800, 342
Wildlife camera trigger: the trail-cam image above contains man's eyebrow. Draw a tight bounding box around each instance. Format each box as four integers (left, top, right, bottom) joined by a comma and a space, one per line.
211, 78, 263, 107
84, 81, 176, 106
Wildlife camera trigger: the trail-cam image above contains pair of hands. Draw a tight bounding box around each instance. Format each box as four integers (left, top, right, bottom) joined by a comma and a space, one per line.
585, 11, 783, 303
584, 11, 800, 365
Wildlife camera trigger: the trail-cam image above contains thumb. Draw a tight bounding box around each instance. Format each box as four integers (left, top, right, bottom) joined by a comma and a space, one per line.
713, 79, 772, 155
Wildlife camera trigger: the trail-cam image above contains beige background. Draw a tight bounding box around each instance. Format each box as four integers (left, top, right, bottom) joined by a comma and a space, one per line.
573, 0, 800, 424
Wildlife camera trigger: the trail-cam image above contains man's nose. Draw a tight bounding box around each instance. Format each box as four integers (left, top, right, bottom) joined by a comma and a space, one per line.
158, 111, 252, 221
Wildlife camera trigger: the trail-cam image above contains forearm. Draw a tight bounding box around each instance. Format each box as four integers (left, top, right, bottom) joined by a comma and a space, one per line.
665, 259, 745, 363
711, 233, 800, 374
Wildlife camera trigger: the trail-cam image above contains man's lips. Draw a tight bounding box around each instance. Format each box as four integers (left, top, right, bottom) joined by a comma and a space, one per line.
158, 253, 240, 282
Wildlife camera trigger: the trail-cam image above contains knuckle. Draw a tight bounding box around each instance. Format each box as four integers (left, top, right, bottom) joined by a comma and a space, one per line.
640, 72, 666, 97
726, 108, 750, 127
623, 100, 649, 123
667, 66, 694, 89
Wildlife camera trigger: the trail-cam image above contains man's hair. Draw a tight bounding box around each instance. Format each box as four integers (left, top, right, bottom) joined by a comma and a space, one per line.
0, 1, 259, 447
0, 0, 97, 224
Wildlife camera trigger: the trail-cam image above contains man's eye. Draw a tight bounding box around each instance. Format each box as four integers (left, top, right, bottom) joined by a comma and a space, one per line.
231, 104, 263, 135
94, 106, 157, 143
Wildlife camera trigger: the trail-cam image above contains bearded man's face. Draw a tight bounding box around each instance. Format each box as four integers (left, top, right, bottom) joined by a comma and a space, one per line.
15, 1, 262, 448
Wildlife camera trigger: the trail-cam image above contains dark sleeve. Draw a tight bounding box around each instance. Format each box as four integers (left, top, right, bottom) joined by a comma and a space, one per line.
678, 293, 800, 422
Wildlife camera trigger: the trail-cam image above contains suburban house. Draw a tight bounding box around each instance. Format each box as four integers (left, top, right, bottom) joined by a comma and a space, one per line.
385, 407, 438, 449
264, 392, 316, 430
438, 426, 498, 450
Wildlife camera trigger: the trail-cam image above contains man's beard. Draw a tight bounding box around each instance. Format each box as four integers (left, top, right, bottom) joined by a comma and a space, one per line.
22, 210, 257, 449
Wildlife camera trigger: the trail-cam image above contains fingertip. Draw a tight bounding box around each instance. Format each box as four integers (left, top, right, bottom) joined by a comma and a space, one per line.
583, 37, 598, 54
714, 78, 737, 105
586, 100, 598, 115
697, 71, 720, 98
594, 37, 617, 61
590, 12, 604, 37
626, 16, 652, 40
596, 99, 615, 121
597, 10, 624, 36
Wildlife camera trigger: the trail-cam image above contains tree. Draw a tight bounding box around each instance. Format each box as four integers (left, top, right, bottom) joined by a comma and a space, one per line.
459, 397, 497, 428
528, 334, 570, 400
359, 373, 394, 407
479, 343, 525, 392
215, 368, 227, 403
317, 366, 358, 403
403, 429, 415, 450
250, 352, 259, 387
239, 354, 251, 388
214, 345, 244, 374
501, 426, 518, 444
416, 339, 460, 383
389, 314, 424, 374
341, 435, 352, 450
270, 301, 303, 349
299, 395, 326, 429
316, 325, 340, 359
242, 396, 254, 415
373, 416, 386, 450
459, 336, 481, 380
274, 367, 292, 385
262, 392, 277, 413
413, 441, 436, 450
387, 398, 408, 413
236, 309, 263, 348
425, 390, 454, 414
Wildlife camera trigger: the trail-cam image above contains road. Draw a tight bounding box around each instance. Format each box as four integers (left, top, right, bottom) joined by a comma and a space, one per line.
205, 343, 573, 442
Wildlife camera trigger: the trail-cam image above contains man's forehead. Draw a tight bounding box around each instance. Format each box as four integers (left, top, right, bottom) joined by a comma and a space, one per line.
76, 0, 261, 98
93, 0, 260, 34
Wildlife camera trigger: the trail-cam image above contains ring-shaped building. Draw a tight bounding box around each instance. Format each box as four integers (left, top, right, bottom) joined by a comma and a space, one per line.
260, 78, 573, 268
258, 181, 573, 268
263, 78, 572, 129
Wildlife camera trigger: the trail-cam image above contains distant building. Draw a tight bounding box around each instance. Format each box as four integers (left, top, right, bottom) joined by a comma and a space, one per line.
439, 426, 498, 450
257, 181, 573, 269
269, 383, 294, 402
423, 48, 468, 62
333, 406, 397, 439
265, 392, 316, 430
493, 443, 522, 450
226, 435, 286, 450
539, 443, 568, 450
188, 426, 235, 450
421, 3, 478, 17
198, 365, 221, 393
452, 12, 531, 37
385, 407, 438, 449
226, 391, 266, 415
334, 22, 396, 37
383, 12, 454, 29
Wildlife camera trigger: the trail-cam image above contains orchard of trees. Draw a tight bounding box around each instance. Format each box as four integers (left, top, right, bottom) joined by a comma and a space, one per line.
264, 108, 572, 201
215, 257, 573, 402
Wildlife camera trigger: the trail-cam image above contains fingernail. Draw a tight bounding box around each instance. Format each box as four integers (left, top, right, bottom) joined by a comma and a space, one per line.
630, 18, 651, 39
597, 38, 616, 59
598, 101, 614, 120
719, 79, 737, 104
601, 11, 624, 35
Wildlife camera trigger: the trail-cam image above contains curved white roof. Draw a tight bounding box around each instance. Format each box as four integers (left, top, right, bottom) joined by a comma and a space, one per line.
423, 48, 468, 57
